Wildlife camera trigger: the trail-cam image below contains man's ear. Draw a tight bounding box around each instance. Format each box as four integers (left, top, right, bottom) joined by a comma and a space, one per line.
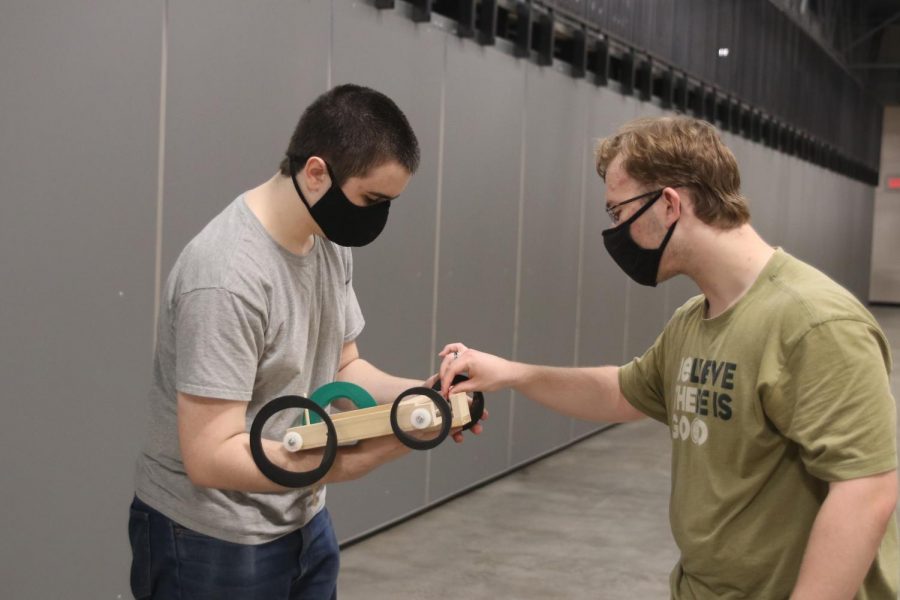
303, 157, 329, 193
663, 186, 682, 226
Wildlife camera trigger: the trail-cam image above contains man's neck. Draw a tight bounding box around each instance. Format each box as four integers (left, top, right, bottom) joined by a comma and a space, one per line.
683, 224, 775, 319
244, 173, 318, 256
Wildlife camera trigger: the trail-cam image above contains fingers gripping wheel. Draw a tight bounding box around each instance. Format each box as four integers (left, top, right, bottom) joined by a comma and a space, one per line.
432, 374, 485, 431
390, 387, 452, 450
249, 395, 337, 488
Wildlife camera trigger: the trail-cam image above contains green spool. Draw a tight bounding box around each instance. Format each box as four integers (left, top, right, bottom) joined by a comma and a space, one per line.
291, 382, 377, 427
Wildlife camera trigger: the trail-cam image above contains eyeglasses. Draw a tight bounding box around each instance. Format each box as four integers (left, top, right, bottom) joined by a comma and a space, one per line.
605, 185, 688, 224
605, 189, 664, 224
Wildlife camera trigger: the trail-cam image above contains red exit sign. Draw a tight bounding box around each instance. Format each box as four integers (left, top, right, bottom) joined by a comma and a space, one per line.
888, 176, 900, 190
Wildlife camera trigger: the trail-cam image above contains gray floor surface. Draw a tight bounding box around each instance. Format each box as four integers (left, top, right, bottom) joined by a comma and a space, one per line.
338, 306, 900, 599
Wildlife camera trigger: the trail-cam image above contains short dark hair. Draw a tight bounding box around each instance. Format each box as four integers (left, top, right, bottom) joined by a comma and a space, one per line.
279, 84, 420, 184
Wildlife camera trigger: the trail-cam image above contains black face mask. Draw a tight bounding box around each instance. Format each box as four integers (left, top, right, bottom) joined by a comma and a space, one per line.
288, 156, 390, 247
602, 190, 677, 287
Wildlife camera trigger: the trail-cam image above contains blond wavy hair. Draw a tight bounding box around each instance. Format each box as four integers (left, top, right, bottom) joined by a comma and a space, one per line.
595, 117, 750, 228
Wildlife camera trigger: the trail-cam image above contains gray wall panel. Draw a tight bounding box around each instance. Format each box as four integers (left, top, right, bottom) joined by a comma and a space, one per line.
635, 102, 666, 118
573, 88, 636, 437
782, 156, 807, 261
848, 179, 868, 297
162, 0, 331, 275
871, 107, 900, 303
741, 148, 875, 300
0, 2, 162, 597
803, 162, 826, 272
850, 182, 865, 299
842, 177, 873, 300
821, 170, 846, 285
843, 177, 859, 296
510, 69, 588, 465
842, 177, 861, 294
813, 164, 831, 272
829, 171, 848, 282
428, 39, 527, 501
854, 181, 876, 300
740, 137, 781, 244
327, 1, 444, 541
762, 152, 784, 248
850, 180, 871, 300
807, 160, 822, 264
723, 132, 747, 165
826, 172, 843, 284
769, 148, 793, 249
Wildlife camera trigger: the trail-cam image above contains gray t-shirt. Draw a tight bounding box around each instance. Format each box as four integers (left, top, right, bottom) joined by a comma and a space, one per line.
134, 195, 365, 544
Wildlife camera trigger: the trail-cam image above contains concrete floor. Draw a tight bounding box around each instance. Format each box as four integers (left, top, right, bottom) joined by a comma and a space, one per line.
338, 306, 900, 599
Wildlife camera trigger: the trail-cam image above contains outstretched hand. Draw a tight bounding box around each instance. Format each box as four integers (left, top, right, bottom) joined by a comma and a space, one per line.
435, 342, 523, 443
425, 348, 505, 444
437, 342, 516, 398
420, 374, 486, 444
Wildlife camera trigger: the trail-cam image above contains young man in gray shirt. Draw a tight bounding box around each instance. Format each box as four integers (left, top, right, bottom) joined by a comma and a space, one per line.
129, 84, 475, 599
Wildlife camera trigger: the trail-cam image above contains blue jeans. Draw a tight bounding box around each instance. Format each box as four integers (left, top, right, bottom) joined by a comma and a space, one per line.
128, 496, 339, 600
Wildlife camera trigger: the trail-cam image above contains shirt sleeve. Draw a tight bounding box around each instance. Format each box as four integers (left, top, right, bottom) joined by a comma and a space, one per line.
342, 249, 365, 343
619, 328, 669, 424
174, 288, 265, 401
764, 319, 897, 481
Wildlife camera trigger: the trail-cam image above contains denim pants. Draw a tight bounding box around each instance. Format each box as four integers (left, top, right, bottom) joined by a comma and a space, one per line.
128, 496, 339, 600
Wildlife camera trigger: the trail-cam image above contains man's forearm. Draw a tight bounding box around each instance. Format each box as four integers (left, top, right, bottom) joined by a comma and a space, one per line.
512, 364, 643, 423
336, 357, 423, 405
186, 432, 384, 492
791, 471, 897, 599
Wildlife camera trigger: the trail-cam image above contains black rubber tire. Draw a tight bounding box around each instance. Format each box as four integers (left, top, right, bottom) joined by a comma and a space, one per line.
432, 374, 485, 431
390, 387, 452, 450
249, 395, 337, 488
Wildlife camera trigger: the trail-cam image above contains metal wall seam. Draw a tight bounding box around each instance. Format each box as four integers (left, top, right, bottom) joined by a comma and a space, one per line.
152, 0, 169, 353
506, 66, 529, 469
425, 40, 449, 506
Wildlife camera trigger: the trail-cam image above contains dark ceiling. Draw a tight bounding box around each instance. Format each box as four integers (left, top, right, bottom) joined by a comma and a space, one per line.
778, 0, 900, 105
846, 0, 900, 106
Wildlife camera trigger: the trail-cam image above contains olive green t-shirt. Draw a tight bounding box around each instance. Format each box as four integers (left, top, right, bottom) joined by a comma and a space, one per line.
619, 249, 898, 599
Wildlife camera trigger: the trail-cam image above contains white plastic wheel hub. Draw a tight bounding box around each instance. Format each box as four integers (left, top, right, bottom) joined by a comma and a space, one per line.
410, 407, 433, 430
283, 431, 304, 452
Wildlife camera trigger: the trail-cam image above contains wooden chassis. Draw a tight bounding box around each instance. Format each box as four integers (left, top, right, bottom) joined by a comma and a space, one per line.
283, 391, 472, 451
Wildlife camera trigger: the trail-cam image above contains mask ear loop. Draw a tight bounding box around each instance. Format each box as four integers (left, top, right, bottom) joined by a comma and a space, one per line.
287, 155, 314, 211
289, 155, 393, 215
657, 219, 678, 250
616, 189, 664, 229
321, 159, 341, 191
655, 187, 680, 250
649, 189, 679, 255
288, 155, 354, 208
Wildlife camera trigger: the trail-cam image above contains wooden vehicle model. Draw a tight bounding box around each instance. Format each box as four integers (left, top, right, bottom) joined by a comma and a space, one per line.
250, 376, 484, 488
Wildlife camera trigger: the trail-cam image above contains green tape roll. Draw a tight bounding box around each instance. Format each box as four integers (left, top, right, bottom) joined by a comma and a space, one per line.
291, 382, 378, 426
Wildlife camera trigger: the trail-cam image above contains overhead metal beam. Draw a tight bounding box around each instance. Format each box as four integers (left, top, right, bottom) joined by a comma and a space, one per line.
842, 9, 900, 55
848, 62, 900, 69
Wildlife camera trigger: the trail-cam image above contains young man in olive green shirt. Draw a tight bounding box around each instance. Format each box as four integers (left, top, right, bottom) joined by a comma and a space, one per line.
438, 117, 898, 599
